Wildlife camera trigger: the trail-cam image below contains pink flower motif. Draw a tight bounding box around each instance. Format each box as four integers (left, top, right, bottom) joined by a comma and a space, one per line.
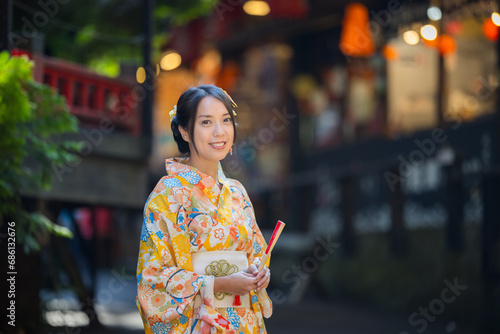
138, 285, 154, 301
214, 228, 225, 240
232, 209, 246, 225
153, 181, 166, 194
149, 292, 166, 309
143, 266, 158, 277
168, 187, 192, 210
168, 162, 191, 174
216, 315, 230, 328
200, 176, 216, 188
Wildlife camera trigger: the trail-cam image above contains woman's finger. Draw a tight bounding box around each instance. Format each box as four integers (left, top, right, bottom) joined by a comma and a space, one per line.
257, 271, 270, 287
256, 268, 267, 279
247, 264, 258, 275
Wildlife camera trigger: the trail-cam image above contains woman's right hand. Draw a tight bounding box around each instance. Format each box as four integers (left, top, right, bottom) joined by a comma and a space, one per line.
214, 271, 260, 295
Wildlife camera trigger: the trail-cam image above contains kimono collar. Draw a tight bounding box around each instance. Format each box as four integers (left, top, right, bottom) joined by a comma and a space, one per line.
164, 157, 230, 194
165, 157, 233, 228
165, 157, 227, 183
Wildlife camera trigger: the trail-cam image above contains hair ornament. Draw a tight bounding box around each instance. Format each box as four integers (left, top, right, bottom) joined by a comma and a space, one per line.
221, 88, 238, 108
232, 110, 237, 116
169, 105, 177, 122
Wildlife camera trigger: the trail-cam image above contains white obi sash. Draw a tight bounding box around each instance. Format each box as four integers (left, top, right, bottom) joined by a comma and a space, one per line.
192, 251, 251, 308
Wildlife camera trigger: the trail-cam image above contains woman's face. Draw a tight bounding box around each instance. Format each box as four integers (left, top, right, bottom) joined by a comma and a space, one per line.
180, 96, 234, 164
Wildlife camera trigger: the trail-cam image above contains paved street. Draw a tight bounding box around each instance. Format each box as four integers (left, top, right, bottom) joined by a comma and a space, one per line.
54, 269, 484, 334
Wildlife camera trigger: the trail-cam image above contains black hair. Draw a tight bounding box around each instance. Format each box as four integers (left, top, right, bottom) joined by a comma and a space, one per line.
170, 84, 238, 155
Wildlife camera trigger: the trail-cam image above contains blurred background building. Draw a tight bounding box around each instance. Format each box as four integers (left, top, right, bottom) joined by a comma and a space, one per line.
1, 0, 499, 333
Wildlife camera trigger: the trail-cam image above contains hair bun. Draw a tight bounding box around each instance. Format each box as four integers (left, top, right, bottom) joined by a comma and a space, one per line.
170, 116, 190, 154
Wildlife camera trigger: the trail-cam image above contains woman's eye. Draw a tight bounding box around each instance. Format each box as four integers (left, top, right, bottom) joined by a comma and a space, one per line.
202, 120, 210, 125
224, 118, 232, 122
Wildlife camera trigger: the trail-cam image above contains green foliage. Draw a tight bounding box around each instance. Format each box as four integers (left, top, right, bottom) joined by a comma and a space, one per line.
156, 0, 219, 24
0, 51, 83, 253
88, 56, 122, 78
12, 0, 219, 76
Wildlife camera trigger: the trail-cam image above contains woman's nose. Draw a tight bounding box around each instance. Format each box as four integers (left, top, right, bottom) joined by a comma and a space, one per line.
213, 122, 224, 136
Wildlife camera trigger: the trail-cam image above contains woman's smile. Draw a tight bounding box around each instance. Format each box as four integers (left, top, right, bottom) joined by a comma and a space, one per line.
209, 141, 227, 149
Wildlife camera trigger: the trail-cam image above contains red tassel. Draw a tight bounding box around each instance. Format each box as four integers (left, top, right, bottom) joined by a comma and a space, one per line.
233, 295, 241, 306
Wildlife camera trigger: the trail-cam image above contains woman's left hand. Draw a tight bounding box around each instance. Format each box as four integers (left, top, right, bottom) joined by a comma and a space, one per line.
247, 264, 271, 291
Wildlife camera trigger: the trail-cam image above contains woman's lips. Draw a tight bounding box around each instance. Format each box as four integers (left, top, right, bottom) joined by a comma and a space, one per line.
209, 141, 226, 150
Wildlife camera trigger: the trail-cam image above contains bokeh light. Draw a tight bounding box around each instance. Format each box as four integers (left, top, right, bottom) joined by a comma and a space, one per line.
136, 66, 146, 84
427, 6, 442, 21
243, 0, 271, 16
403, 30, 420, 45
160, 52, 182, 71
421, 24, 438, 40
492, 12, 500, 26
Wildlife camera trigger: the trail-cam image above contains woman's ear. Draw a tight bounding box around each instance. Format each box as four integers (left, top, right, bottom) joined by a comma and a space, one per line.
178, 125, 189, 142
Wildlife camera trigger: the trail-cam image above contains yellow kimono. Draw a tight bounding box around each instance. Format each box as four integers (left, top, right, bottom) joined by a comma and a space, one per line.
136, 157, 272, 334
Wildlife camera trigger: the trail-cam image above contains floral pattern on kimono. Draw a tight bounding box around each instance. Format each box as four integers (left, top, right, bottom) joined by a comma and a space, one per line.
136, 157, 272, 334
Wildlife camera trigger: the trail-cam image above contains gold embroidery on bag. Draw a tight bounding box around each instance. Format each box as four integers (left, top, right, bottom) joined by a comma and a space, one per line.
205, 260, 238, 300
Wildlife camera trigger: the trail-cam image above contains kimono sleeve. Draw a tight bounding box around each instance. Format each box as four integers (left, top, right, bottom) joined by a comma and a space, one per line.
136, 198, 214, 332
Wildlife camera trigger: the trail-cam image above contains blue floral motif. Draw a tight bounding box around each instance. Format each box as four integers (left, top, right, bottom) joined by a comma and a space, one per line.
251, 294, 258, 304
226, 307, 241, 328
179, 171, 201, 185
155, 231, 164, 239
162, 178, 182, 188
151, 322, 171, 334
179, 314, 189, 324
196, 276, 205, 288
253, 241, 261, 254
140, 220, 150, 242
148, 212, 156, 224
137, 273, 142, 284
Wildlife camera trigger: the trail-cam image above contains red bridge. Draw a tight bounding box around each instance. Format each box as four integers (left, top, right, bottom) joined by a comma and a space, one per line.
12, 48, 141, 136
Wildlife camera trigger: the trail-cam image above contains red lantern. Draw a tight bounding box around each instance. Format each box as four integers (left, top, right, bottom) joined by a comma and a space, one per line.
483, 18, 499, 41
339, 3, 376, 57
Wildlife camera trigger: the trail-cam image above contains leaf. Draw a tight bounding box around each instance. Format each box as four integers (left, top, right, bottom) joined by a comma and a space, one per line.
0, 51, 9, 64
30, 212, 74, 239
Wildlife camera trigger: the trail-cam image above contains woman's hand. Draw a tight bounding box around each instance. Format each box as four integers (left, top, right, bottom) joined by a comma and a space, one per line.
214, 271, 260, 295
247, 264, 271, 291
214, 265, 271, 295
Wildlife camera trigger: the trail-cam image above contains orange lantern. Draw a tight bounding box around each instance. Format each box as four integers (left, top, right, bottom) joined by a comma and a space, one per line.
339, 3, 376, 57
438, 34, 457, 55
483, 17, 499, 41
382, 44, 398, 61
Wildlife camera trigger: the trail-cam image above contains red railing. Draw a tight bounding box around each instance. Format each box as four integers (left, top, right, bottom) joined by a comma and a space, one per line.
12, 49, 141, 136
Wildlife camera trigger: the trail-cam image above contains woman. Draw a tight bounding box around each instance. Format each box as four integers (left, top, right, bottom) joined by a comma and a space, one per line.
136, 85, 272, 334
